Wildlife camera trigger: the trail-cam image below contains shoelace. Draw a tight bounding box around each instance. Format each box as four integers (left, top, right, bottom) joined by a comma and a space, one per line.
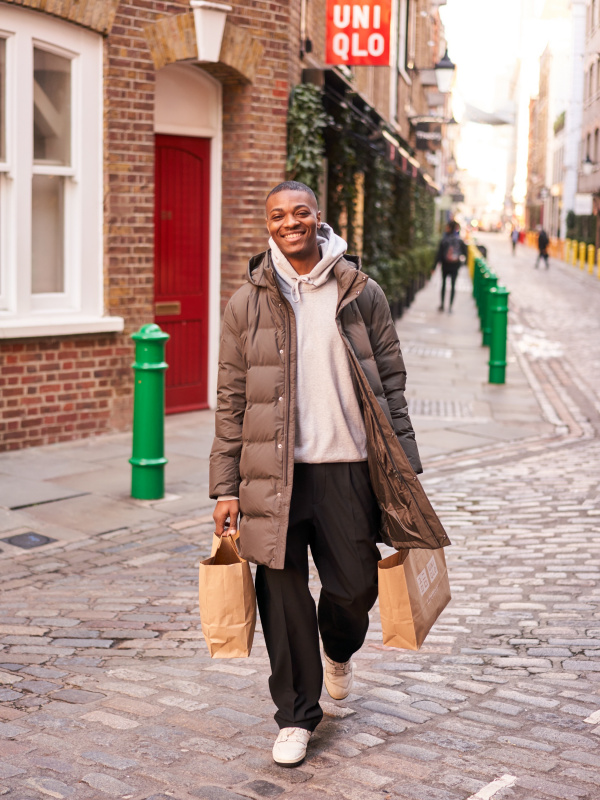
278, 727, 310, 744
326, 657, 352, 675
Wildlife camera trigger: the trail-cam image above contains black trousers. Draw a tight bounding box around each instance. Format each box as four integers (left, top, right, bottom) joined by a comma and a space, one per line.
255, 462, 380, 732
440, 264, 459, 308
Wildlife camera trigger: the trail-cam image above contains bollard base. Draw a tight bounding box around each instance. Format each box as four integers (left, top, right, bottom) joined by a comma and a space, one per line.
488, 362, 506, 385
130, 458, 168, 500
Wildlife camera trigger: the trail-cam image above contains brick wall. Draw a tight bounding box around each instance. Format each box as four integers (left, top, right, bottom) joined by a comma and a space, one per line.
219, 3, 290, 310
0, 337, 131, 449
0, 0, 290, 451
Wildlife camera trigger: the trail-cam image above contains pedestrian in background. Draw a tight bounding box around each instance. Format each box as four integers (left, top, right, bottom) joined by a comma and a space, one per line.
209, 181, 423, 768
535, 228, 550, 269
435, 220, 467, 313
511, 227, 519, 255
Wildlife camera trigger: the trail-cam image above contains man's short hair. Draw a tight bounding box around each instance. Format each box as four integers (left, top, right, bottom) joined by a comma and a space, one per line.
266, 181, 317, 206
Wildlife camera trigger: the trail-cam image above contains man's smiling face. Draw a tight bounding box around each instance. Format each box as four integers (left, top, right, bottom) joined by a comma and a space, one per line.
266, 189, 321, 265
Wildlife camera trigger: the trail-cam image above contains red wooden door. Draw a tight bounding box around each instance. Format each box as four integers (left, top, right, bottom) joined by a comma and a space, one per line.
154, 134, 210, 413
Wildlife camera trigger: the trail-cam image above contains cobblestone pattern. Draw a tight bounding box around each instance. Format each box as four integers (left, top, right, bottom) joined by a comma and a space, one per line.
0, 432, 599, 800
0, 239, 599, 798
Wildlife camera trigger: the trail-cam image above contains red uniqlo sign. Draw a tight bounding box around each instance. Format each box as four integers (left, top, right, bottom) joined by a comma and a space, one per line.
326, 1, 392, 66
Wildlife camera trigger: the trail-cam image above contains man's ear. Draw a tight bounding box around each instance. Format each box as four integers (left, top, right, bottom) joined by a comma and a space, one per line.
317, 210, 322, 226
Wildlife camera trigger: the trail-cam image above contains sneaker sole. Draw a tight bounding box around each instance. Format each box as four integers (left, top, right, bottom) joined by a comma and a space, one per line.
273, 754, 306, 768
324, 678, 351, 701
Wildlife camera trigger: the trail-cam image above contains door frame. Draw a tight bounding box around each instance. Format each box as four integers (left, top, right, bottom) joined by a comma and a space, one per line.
154, 63, 223, 409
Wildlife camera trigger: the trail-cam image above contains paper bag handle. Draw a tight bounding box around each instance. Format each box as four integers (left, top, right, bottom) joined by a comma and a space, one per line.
212, 532, 243, 565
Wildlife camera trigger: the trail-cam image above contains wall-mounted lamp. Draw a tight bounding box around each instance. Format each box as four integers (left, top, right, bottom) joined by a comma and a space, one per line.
433, 49, 456, 94
190, 1, 232, 62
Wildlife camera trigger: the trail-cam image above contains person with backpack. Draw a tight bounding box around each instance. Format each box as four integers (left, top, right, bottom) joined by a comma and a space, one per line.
511, 227, 519, 255
435, 220, 466, 312
535, 228, 550, 269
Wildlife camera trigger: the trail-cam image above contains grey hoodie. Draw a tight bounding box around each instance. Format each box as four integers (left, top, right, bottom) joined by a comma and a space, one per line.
270, 224, 368, 464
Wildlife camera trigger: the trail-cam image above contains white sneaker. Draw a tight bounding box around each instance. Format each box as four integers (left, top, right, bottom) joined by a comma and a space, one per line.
323, 653, 354, 700
272, 727, 311, 767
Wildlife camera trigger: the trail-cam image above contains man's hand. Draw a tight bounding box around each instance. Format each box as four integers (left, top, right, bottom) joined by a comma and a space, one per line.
213, 499, 239, 537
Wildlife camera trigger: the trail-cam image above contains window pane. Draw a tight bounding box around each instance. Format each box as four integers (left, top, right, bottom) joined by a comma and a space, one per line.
32, 174, 64, 293
0, 39, 5, 161
33, 48, 71, 166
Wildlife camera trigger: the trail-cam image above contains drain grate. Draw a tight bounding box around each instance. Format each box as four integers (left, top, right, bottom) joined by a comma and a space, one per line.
403, 342, 453, 359
1, 532, 57, 549
408, 399, 474, 418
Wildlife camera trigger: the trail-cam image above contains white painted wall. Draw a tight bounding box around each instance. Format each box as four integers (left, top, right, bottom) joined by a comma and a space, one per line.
561, 0, 587, 238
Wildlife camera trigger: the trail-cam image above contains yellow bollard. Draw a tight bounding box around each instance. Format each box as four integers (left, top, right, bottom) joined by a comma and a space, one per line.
572, 241, 579, 266
467, 244, 475, 280
564, 238, 570, 262
588, 244, 595, 274
579, 242, 586, 269
597, 248, 600, 278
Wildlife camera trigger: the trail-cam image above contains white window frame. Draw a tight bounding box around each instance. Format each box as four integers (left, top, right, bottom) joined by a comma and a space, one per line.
0, 6, 123, 338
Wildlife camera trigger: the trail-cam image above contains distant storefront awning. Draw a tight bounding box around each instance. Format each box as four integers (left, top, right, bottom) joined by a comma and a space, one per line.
463, 102, 515, 126
303, 67, 437, 191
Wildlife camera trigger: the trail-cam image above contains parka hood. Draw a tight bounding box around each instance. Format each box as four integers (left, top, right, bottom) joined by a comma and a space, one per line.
246, 250, 362, 288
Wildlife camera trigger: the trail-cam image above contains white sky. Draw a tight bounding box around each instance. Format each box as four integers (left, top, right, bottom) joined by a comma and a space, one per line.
440, 0, 571, 212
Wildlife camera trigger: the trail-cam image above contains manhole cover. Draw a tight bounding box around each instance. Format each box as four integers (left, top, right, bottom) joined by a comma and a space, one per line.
1, 532, 57, 549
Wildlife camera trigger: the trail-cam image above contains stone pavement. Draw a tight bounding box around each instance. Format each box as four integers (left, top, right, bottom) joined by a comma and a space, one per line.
1, 233, 600, 799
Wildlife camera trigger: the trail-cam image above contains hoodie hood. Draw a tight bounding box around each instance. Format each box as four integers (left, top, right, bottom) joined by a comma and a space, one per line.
269, 222, 347, 303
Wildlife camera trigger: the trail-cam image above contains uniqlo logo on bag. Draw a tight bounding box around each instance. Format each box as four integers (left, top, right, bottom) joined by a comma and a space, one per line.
427, 556, 439, 583
416, 568, 430, 596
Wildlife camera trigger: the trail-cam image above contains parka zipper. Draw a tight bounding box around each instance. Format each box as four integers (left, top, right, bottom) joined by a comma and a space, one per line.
283, 301, 292, 486
272, 274, 294, 488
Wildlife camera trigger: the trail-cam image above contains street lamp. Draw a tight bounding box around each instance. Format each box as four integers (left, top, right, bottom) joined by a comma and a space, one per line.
434, 49, 456, 94
582, 155, 595, 177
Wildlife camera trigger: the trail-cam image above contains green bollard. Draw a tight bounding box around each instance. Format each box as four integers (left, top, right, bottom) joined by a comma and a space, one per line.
130, 323, 170, 500
474, 260, 485, 319
472, 257, 481, 299
478, 267, 490, 324
482, 272, 498, 346
478, 266, 491, 325
488, 286, 510, 384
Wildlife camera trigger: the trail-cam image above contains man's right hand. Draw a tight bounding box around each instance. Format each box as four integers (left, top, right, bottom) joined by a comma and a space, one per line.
213, 499, 240, 537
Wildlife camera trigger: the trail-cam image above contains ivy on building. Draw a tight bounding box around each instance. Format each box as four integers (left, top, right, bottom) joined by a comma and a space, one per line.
286, 83, 436, 314
286, 84, 332, 192
566, 209, 595, 245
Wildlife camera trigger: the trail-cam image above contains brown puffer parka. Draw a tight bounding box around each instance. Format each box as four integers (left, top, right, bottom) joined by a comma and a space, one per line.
209, 251, 450, 569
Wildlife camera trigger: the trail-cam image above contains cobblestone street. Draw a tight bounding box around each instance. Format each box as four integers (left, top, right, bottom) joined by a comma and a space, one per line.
1, 236, 600, 800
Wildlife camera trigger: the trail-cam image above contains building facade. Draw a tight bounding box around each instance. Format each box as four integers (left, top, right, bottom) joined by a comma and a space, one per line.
578, 0, 600, 244
0, 0, 450, 451
0, 0, 291, 450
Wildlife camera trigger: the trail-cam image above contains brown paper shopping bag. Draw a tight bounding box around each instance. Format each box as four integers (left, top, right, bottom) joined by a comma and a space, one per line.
378, 547, 451, 650
198, 535, 256, 658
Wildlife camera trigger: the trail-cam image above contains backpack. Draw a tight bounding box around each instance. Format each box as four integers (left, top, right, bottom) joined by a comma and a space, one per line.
442, 236, 462, 264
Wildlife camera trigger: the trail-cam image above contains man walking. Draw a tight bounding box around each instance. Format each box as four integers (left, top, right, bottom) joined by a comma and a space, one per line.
535, 228, 550, 269
209, 181, 434, 768
511, 227, 519, 255
435, 220, 466, 312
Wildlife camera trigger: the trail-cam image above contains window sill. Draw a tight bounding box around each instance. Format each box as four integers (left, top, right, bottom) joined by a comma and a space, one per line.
0, 315, 125, 339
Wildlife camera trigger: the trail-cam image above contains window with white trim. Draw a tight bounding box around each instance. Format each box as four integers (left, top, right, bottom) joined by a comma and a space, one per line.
0, 7, 122, 337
